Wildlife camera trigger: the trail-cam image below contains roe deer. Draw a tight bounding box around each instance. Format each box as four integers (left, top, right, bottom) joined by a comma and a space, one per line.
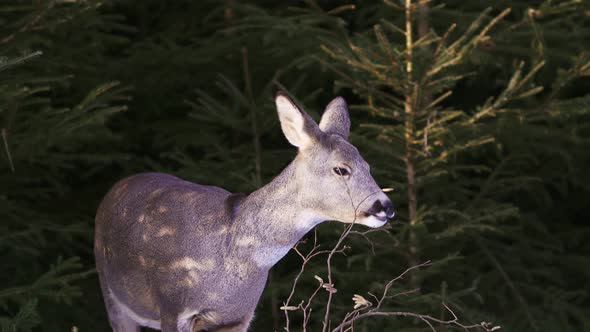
94, 92, 394, 332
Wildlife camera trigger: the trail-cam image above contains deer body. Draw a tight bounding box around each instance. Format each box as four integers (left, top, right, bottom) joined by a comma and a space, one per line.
95, 93, 394, 332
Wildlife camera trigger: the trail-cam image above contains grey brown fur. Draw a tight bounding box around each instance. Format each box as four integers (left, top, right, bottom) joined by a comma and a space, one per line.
95, 93, 394, 332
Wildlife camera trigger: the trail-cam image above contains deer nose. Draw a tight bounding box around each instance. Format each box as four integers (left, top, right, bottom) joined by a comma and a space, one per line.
367, 199, 395, 219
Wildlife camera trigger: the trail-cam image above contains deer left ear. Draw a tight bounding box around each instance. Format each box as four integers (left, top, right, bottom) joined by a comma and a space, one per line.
319, 97, 350, 140
275, 92, 321, 149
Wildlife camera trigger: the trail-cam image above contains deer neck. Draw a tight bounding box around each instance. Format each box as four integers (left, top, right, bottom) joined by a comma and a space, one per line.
230, 162, 325, 268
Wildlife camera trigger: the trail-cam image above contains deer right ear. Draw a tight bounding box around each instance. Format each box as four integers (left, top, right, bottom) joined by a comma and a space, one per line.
319, 96, 350, 140
275, 92, 319, 148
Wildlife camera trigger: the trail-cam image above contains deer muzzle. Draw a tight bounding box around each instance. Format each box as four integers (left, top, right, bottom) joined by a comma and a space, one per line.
364, 199, 395, 222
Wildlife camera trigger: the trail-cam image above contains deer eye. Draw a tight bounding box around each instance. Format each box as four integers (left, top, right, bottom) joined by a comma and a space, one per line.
333, 167, 350, 176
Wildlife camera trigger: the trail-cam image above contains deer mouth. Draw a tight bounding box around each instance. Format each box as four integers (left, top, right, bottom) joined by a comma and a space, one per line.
357, 212, 388, 228
360, 211, 388, 222
374, 211, 388, 222
370, 211, 388, 222
358, 211, 388, 228
361, 199, 394, 224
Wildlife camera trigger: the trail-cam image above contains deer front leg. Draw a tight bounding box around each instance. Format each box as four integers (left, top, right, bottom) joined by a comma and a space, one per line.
97, 269, 139, 332
103, 297, 140, 332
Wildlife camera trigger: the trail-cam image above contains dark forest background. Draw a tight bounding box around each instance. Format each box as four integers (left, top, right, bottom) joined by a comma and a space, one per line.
1, 0, 589, 331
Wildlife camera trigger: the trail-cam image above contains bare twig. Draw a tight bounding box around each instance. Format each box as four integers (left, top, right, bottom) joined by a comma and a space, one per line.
282, 229, 347, 331
331, 307, 500, 332
333, 298, 500, 332
321, 186, 387, 332
328, 260, 499, 332
349, 227, 390, 256
376, 260, 431, 309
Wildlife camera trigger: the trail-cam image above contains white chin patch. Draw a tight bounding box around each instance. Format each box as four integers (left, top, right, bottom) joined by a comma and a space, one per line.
358, 215, 387, 228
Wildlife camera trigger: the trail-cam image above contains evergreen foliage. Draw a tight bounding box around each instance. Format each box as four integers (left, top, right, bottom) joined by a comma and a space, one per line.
0, 1, 128, 330
316, 1, 590, 330
0, 0, 588, 331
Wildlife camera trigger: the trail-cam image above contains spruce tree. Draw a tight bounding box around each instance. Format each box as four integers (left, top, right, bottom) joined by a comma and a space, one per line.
315, 0, 590, 331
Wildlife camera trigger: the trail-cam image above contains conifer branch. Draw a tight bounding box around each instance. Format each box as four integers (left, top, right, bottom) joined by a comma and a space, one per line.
475, 237, 538, 332
0, 2, 55, 45
0, 51, 42, 72
1, 128, 14, 172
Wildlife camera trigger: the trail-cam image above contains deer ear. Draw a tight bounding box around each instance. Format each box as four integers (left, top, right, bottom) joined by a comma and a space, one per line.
275, 92, 320, 148
319, 97, 350, 140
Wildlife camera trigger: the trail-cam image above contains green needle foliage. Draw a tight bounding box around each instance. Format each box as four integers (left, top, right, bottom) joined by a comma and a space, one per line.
0, 0, 588, 331
0, 1, 129, 330
314, 1, 590, 331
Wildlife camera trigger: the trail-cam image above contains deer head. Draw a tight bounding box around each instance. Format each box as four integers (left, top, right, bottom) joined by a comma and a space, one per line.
275, 92, 394, 228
